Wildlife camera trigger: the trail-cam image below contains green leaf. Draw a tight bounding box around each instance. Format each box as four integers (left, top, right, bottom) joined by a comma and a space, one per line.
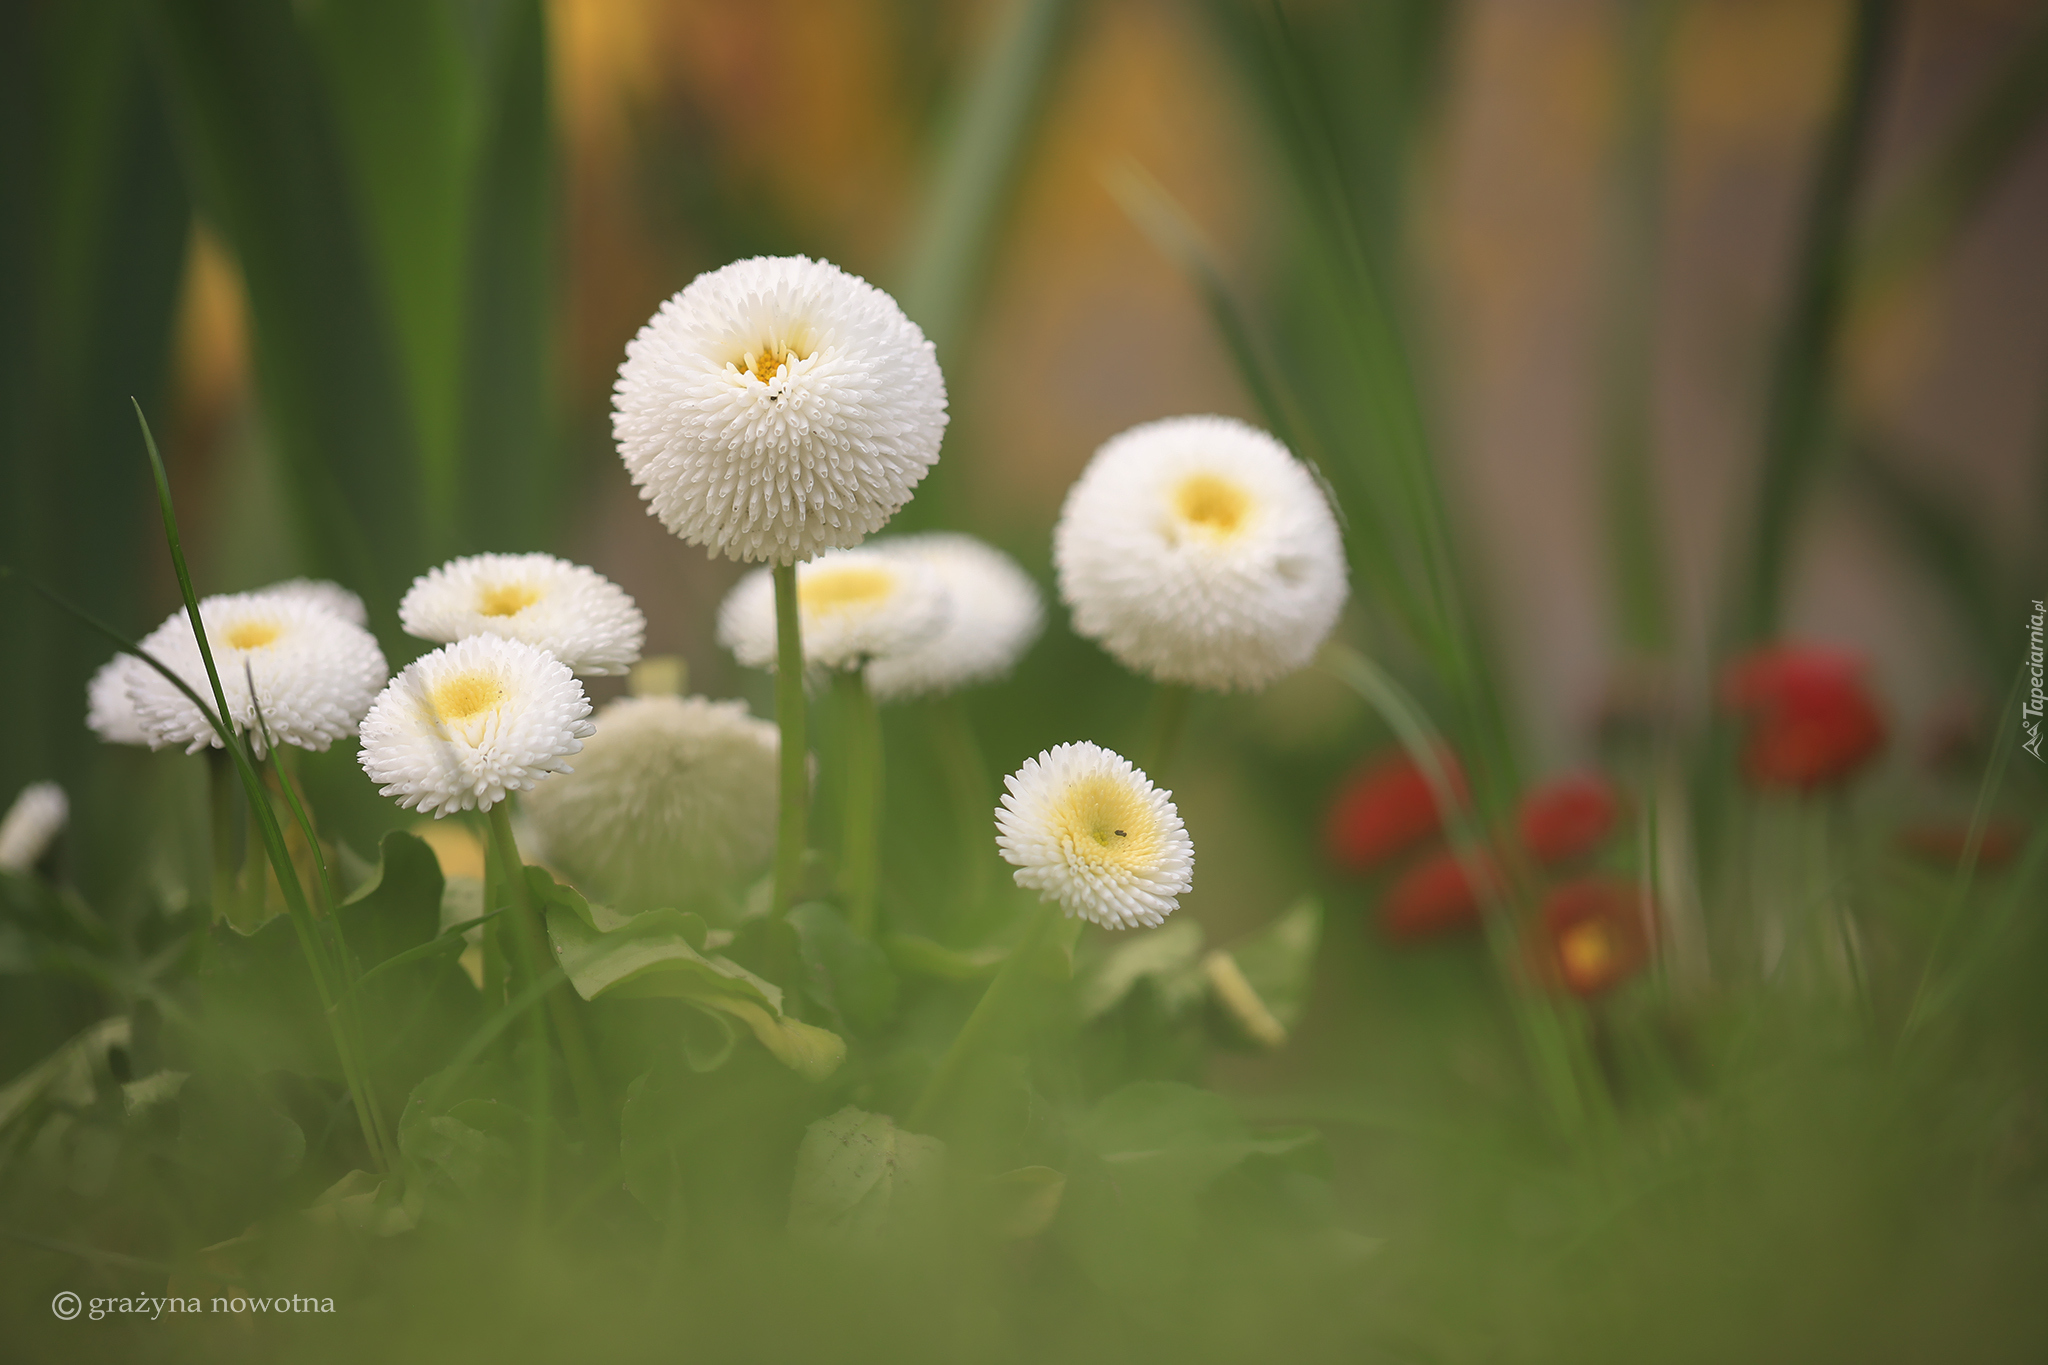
983, 1165, 1064, 1241
1075, 917, 1206, 1023
397, 1064, 526, 1204
787, 1106, 946, 1249
1206, 896, 1322, 1048
1057, 1081, 1269, 1296
883, 931, 1007, 982
546, 899, 845, 1081
339, 830, 446, 970
789, 902, 898, 1034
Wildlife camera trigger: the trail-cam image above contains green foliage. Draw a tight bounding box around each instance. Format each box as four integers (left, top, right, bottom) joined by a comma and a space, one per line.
787, 1106, 946, 1248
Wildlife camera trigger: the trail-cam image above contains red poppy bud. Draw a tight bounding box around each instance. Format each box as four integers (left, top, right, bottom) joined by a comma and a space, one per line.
1538, 879, 1652, 997
1719, 645, 1886, 791
1382, 848, 1498, 940
1897, 819, 2023, 870
1325, 749, 1468, 873
1516, 773, 1619, 865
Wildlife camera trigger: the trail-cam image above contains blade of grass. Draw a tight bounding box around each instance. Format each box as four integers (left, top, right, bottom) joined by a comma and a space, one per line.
1727, 0, 1902, 646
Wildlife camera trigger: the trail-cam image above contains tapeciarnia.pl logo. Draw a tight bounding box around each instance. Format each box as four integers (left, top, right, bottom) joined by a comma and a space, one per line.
2025, 599, 2045, 762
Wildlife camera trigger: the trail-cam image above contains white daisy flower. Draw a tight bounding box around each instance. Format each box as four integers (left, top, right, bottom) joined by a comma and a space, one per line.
863, 534, 1044, 702
717, 547, 948, 673
264, 577, 369, 627
1054, 415, 1349, 692
399, 552, 645, 677
612, 255, 949, 564
995, 742, 1194, 930
0, 782, 67, 873
127, 593, 391, 755
524, 695, 780, 911
87, 655, 153, 746
357, 635, 596, 817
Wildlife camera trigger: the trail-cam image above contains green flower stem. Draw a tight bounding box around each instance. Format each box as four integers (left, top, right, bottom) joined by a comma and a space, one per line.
483, 803, 553, 1220
933, 695, 993, 914
1144, 683, 1193, 777
205, 748, 236, 925
834, 668, 884, 937
486, 801, 614, 1153
772, 561, 809, 916
906, 901, 1062, 1134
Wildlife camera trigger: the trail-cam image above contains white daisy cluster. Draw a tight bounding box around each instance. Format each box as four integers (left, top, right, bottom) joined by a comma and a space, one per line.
357, 635, 596, 817
119, 590, 390, 755
0, 782, 68, 873
717, 535, 1043, 695
995, 742, 1193, 930
400, 552, 645, 677
1055, 415, 1348, 691
613, 255, 949, 564
524, 695, 781, 910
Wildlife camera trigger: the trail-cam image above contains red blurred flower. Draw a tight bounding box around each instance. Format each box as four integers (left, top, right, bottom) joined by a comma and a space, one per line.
1517, 773, 1619, 865
1324, 749, 1468, 873
1719, 645, 1886, 791
1538, 879, 1652, 998
1382, 848, 1498, 940
1897, 819, 2023, 869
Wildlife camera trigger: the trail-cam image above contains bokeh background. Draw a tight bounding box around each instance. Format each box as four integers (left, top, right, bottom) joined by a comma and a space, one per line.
4, 0, 2045, 863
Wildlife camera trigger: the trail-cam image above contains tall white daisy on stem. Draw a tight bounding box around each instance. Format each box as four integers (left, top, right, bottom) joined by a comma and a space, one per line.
357, 634, 611, 1156
909, 743, 1193, 1134
618, 255, 948, 917
1055, 415, 1348, 772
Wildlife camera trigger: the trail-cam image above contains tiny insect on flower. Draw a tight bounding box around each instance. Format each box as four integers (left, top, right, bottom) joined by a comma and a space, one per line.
1324, 748, 1468, 873
1720, 644, 1886, 791
1538, 879, 1653, 998
1516, 772, 1619, 866
1380, 848, 1498, 940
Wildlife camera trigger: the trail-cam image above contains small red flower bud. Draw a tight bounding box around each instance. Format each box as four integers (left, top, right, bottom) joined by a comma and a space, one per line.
1719, 645, 1886, 791
1516, 773, 1619, 865
1381, 848, 1498, 940
1538, 878, 1653, 997
1324, 749, 1468, 873
1897, 819, 2023, 870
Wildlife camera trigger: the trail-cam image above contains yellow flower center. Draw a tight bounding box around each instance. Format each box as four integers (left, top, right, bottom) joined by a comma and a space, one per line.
1171, 472, 1253, 540
741, 341, 808, 384
799, 564, 894, 615
223, 621, 282, 651
1054, 775, 1158, 871
1558, 921, 1615, 986
477, 582, 541, 618
430, 672, 505, 724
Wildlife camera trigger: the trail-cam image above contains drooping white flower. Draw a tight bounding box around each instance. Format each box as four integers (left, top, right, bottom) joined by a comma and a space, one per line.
612, 255, 949, 564
357, 635, 595, 817
87, 655, 153, 746
400, 553, 645, 677
127, 594, 390, 755
717, 547, 948, 672
264, 578, 369, 627
524, 695, 780, 911
995, 742, 1193, 930
0, 782, 67, 873
863, 534, 1044, 702
1054, 415, 1349, 692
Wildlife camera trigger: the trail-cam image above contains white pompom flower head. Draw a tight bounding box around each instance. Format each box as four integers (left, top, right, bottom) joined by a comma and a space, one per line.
400, 552, 645, 677
718, 547, 949, 674
87, 655, 153, 746
613, 255, 949, 564
995, 741, 1194, 930
1055, 414, 1349, 692
358, 634, 596, 817
127, 592, 391, 756
265, 577, 369, 627
863, 533, 1044, 703
524, 694, 781, 912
